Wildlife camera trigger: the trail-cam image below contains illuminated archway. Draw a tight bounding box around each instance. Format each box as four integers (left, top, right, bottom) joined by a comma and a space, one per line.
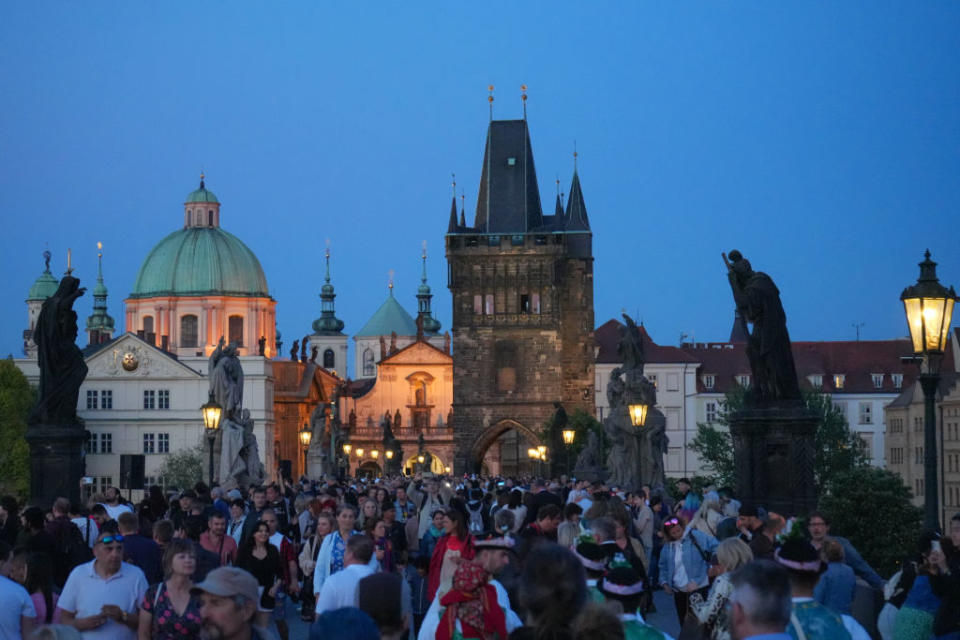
468, 419, 542, 476
404, 450, 446, 475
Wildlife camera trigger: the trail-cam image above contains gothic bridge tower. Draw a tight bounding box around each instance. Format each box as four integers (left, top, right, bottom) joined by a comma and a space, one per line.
446, 111, 595, 474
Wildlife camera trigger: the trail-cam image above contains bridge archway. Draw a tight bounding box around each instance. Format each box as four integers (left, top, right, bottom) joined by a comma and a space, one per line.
468, 419, 543, 477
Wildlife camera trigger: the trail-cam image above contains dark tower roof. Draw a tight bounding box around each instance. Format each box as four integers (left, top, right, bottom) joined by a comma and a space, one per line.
729, 310, 749, 343
565, 170, 590, 231
447, 196, 459, 233
473, 120, 543, 233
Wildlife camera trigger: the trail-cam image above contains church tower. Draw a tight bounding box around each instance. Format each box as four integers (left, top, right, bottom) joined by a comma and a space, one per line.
24, 250, 59, 358
446, 106, 595, 473
85, 242, 116, 346
308, 247, 348, 374
417, 245, 442, 336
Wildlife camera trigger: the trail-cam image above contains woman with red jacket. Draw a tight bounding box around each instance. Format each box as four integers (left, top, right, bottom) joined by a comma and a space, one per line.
427, 498, 475, 601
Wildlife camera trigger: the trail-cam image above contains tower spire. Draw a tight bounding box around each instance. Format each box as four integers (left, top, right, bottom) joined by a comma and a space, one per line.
312, 240, 345, 335
488, 85, 494, 121
459, 191, 466, 227
417, 241, 441, 336
521, 84, 527, 120
85, 241, 115, 346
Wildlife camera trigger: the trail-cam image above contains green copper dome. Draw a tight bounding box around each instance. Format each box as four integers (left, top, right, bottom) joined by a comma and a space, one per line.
27, 269, 59, 302
129, 227, 270, 299
186, 177, 219, 204
356, 290, 417, 337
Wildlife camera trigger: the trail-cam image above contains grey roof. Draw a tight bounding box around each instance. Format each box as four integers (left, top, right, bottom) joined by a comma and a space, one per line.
473, 120, 544, 233
447, 196, 459, 233
564, 170, 590, 231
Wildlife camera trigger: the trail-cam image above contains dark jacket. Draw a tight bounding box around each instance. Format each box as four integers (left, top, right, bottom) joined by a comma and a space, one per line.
122, 533, 164, 584
521, 490, 561, 529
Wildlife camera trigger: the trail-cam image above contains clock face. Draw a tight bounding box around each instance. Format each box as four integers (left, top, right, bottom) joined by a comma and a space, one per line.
121, 352, 139, 371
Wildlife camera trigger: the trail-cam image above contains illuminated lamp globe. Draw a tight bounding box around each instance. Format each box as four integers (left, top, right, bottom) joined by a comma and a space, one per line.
201, 393, 223, 432
562, 429, 576, 446
628, 403, 649, 427
901, 250, 957, 356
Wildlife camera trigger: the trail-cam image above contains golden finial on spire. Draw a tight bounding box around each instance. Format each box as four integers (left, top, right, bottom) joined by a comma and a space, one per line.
521, 84, 528, 120
422, 239, 428, 259
388, 269, 395, 293
97, 241, 103, 254
488, 85, 494, 120
451, 173, 456, 199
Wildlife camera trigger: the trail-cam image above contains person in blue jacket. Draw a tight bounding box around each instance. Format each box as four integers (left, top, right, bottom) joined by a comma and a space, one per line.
658, 515, 719, 624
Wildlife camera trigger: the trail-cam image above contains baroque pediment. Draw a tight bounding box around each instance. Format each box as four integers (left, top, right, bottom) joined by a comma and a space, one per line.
85, 333, 202, 379
380, 340, 452, 365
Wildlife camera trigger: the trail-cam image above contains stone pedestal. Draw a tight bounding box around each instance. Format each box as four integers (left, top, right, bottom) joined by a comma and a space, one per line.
26, 424, 88, 507
729, 407, 817, 517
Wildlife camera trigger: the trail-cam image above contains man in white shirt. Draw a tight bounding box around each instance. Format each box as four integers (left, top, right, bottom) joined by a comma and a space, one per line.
58, 531, 148, 640
0, 541, 37, 639
315, 534, 377, 614
98, 487, 133, 522
70, 504, 99, 548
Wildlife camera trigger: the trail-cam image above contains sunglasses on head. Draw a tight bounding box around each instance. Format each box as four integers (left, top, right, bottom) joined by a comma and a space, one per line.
98, 535, 124, 544
664, 518, 680, 527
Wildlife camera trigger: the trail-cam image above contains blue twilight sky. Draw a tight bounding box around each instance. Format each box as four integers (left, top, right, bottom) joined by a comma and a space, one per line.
2, 3, 958, 374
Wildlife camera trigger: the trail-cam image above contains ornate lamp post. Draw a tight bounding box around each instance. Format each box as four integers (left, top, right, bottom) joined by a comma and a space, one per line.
356, 447, 364, 477
562, 429, 576, 476
200, 392, 223, 486
627, 402, 649, 428
901, 250, 957, 531
299, 423, 312, 479
341, 441, 351, 480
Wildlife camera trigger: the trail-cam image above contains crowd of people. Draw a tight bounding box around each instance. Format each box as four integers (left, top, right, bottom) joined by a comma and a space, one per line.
0, 473, 958, 640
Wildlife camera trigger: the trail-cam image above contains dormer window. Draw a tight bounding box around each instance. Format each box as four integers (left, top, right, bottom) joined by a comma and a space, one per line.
833, 374, 845, 389
871, 374, 884, 389
702, 374, 715, 390
809, 374, 823, 389
892, 374, 904, 389
736, 374, 751, 388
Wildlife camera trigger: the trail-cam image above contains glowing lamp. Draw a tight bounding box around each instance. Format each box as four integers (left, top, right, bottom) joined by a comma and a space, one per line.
562, 429, 576, 446
385, 450, 394, 459
417, 454, 425, 464
342, 443, 352, 455
628, 403, 649, 427
356, 447, 364, 458
371, 449, 379, 460
444, 465, 452, 474
527, 448, 539, 459
299, 424, 312, 447
537, 445, 547, 458
901, 251, 957, 356
201, 392, 223, 432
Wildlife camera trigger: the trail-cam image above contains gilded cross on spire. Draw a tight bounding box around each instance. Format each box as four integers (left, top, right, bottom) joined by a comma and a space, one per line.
521, 84, 528, 120
488, 85, 494, 120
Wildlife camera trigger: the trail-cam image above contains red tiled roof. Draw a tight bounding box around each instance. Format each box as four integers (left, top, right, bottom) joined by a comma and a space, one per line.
595, 318, 701, 365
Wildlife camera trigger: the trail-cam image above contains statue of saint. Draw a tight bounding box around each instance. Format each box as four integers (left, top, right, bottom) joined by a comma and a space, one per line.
618, 313, 645, 375
257, 336, 266, 356
290, 340, 299, 361
209, 337, 244, 422
724, 250, 801, 404
30, 274, 87, 425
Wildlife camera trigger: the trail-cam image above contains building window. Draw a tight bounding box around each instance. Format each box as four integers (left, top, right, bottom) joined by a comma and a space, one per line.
736, 374, 750, 388
485, 294, 494, 315
702, 375, 715, 390
809, 375, 823, 389
892, 374, 903, 389
228, 315, 244, 346
158, 389, 170, 410
833, 374, 845, 389
208, 210, 213, 226
362, 348, 375, 377
520, 294, 530, 313
86, 431, 96, 454
100, 433, 112, 454
706, 402, 717, 423
666, 373, 679, 392
871, 374, 884, 389
531, 293, 540, 314
143, 316, 154, 335
101, 390, 112, 409
98, 477, 113, 493
144, 390, 155, 410
180, 314, 198, 348
323, 348, 335, 369
473, 295, 483, 314
158, 433, 169, 454
859, 402, 872, 424
187, 211, 192, 226
86, 390, 98, 410
647, 374, 658, 389
143, 433, 155, 454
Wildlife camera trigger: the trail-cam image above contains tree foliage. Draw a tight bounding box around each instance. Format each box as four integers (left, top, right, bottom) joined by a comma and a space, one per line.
0, 359, 33, 499
689, 388, 869, 494
819, 466, 922, 578
158, 444, 204, 491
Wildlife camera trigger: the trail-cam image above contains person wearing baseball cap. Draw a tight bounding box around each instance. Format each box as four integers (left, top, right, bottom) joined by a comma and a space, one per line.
191, 567, 275, 640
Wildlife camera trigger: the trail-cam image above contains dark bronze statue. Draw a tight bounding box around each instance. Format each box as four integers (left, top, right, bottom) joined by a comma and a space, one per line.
30, 275, 87, 425
394, 409, 402, 430
310, 345, 318, 364
723, 250, 801, 404
258, 335, 266, 356
300, 335, 309, 363
290, 340, 299, 361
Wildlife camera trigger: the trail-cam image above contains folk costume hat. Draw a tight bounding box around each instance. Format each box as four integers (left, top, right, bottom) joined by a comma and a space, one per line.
598, 566, 645, 600
474, 532, 516, 552
574, 541, 607, 572
775, 538, 826, 574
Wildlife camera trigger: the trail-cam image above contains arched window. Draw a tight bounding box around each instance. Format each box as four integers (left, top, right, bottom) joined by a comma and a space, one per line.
362, 348, 375, 377
143, 316, 154, 335
228, 315, 244, 346
187, 210, 192, 226
180, 314, 198, 348
208, 210, 213, 226
323, 348, 335, 369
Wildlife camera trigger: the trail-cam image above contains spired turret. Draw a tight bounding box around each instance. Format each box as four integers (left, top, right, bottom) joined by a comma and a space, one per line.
86, 243, 116, 346
308, 247, 348, 374
24, 250, 59, 357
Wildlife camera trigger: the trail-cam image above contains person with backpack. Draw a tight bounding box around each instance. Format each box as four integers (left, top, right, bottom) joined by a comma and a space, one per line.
44, 499, 91, 589
466, 488, 488, 536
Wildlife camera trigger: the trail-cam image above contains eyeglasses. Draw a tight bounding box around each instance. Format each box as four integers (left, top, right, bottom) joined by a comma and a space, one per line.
97, 535, 124, 544
664, 518, 680, 527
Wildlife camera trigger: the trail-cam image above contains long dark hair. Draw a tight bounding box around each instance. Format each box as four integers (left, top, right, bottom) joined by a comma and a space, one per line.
239, 522, 271, 558
445, 499, 470, 541
25, 552, 55, 623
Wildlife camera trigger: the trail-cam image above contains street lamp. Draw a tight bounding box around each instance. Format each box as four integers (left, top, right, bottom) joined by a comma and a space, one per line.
444, 465, 452, 474
356, 447, 364, 458
562, 429, 576, 475
385, 449, 394, 459
200, 392, 223, 487
342, 442, 352, 456
299, 423, 312, 478
901, 250, 957, 531
628, 403, 649, 427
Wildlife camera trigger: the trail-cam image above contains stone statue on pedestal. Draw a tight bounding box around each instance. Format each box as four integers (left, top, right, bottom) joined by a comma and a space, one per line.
209, 338, 263, 489
602, 314, 666, 490
26, 271, 90, 506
